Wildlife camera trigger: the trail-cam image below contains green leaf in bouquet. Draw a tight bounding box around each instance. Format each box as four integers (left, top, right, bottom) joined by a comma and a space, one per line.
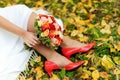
39, 37, 51, 46
24, 43, 32, 51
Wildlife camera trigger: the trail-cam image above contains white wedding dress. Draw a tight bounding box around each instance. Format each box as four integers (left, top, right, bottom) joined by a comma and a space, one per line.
0, 5, 63, 80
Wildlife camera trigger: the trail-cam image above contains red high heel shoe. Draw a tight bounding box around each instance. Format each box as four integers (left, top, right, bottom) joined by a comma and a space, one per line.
44, 60, 85, 77
62, 42, 96, 59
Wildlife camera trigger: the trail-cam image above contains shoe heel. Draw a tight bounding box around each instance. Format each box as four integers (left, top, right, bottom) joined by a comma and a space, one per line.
44, 61, 61, 77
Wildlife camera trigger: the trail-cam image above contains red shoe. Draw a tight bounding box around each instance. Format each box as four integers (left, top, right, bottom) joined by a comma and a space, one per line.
44, 61, 61, 77
44, 60, 85, 77
64, 60, 85, 70
62, 42, 96, 59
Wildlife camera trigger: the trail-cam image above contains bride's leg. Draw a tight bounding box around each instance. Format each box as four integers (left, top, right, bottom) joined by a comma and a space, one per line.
60, 36, 86, 48
33, 44, 72, 67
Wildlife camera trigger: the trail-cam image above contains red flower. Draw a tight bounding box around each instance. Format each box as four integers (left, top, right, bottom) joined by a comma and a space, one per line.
49, 23, 56, 30
42, 22, 50, 31
58, 26, 62, 31
49, 30, 56, 38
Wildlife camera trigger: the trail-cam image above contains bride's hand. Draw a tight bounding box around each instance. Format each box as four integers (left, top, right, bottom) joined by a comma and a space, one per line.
22, 31, 39, 47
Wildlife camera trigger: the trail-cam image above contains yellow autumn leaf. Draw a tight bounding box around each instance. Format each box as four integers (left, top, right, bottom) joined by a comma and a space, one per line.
92, 70, 100, 80
77, 2, 83, 7
79, 20, 86, 25
101, 20, 107, 26
113, 42, 120, 51
89, 14, 96, 21
101, 0, 107, 2
81, 72, 89, 79
71, 30, 78, 36
17, 75, 25, 80
27, 77, 33, 80
61, 0, 71, 3
89, 67, 96, 71
100, 72, 109, 79
67, 18, 74, 24
100, 25, 111, 34
113, 57, 120, 65
108, 44, 116, 52
35, 1, 43, 7
84, 20, 90, 24
35, 67, 44, 79
82, 8, 88, 14
104, 15, 112, 21
85, 50, 94, 58
96, 38, 108, 42
105, 26, 111, 34
74, 17, 81, 25
78, 35, 89, 42
50, 73, 60, 80
110, 47, 116, 52
101, 55, 115, 71
88, 0, 92, 7
81, 0, 87, 2
77, 66, 83, 73
114, 68, 120, 74
25, 0, 31, 4
83, 60, 88, 66
117, 26, 120, 35
63, 76, 69, 80
100, 29, 106, 34
78, 26, 85, 33
113, 8, 118, 16
109, 21, 115, 27
81, 69, 91, 79
34, 56, 41, 62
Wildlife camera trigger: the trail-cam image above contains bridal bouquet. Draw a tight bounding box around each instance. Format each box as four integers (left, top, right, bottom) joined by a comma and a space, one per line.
34, 14, 63, 50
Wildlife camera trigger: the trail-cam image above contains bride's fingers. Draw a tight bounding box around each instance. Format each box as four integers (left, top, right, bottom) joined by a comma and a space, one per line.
27, 43, 32, 47
33, 36, 39, 42
25, 41, 33, 47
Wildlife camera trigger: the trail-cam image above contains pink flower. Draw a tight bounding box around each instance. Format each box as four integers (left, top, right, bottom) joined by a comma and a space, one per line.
51, 37, 61, 46
53, 23, 60, 30
40, 17, 48, 22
